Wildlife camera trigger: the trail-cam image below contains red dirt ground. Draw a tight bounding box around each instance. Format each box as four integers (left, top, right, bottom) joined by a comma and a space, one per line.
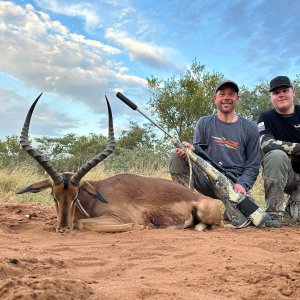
0, 203, 299, 300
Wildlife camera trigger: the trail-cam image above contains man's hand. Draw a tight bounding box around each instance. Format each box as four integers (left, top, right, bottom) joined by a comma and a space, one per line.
175, 141, 195, 159
233, 183, 246, 196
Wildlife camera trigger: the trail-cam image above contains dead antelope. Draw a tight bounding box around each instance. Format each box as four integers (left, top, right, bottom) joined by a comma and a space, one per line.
17, 94, 223, 233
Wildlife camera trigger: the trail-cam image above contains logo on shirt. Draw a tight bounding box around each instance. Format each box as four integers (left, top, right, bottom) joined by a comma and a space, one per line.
294, 124, 300, 129
212, 136, 238, 150
257, 122, 265, 132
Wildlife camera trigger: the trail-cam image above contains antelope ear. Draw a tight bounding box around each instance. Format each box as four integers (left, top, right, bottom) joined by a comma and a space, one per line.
16, 178, 53, 194
80, 180, 108, 204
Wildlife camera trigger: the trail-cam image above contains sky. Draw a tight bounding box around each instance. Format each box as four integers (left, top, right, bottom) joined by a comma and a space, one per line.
1, 0, 300, 140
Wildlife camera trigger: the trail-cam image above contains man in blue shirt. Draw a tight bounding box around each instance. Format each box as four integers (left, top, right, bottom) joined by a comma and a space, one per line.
169, 80, 260, 226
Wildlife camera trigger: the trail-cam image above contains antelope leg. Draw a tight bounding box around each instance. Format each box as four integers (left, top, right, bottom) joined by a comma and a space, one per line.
77, 219, 145, 232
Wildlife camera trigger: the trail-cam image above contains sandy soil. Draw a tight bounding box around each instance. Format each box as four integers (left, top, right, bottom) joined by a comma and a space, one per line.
0, 203, 299, 300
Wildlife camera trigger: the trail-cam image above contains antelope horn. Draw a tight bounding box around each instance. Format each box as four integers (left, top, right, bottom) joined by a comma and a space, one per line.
20, 93, 63, 184
70, 96, 115, 185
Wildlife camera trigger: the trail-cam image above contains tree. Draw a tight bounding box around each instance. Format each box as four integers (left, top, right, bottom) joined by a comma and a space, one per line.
117, 122, 157, 150
0, 135, 21, 157
69, 133, 109, 157
35, 134, 77, 161
0, 135, 30, 167
237, 81, 272, 121
147, 59, 224, 141
33, 133, 110, 172
291, 75, 300, 104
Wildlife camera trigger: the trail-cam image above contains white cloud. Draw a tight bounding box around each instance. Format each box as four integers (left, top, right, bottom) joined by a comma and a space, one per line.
118, 6, 136, 19
105, 29, 180, 71
34, 0, 101, 31
0, 1, 146, 115
69, 33, 121, 55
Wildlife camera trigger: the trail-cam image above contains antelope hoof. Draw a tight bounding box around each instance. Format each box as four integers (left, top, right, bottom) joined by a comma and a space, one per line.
56, 226, 73, 233
194, 223, 207, 232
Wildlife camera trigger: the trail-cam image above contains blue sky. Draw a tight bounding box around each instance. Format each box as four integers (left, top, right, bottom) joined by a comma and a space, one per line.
1, 0, 300, 140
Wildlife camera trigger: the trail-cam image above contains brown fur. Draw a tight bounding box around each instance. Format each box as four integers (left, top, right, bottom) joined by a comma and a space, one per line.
75, 173, 223, 232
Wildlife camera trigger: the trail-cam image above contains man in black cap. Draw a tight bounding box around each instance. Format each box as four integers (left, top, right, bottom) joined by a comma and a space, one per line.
258, 76, 300, 227
169, 80, 261, 227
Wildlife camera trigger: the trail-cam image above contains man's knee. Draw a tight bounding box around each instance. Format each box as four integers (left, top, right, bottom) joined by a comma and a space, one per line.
263, 150, 291, 179
169, 150, 193, 188
169, 149, 189, 174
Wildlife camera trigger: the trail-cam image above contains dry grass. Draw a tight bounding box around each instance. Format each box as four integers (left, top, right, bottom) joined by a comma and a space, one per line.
0, 165, 53, 205
249, 171, 265, 209
83, 165, 171, 181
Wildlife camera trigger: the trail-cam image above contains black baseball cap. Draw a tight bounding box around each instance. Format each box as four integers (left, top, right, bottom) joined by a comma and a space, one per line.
269, 76, 292, 92
215, 80, 239, 94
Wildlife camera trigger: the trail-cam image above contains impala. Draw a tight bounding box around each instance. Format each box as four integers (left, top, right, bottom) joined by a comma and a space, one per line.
17, 94, 223, 233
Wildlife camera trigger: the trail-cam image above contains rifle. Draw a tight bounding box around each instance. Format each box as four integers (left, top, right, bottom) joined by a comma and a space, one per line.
116, 92, 269, 228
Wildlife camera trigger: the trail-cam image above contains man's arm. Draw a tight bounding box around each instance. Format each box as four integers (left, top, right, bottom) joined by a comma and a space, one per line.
236, 123, 260, 191
193, 116, 208, 146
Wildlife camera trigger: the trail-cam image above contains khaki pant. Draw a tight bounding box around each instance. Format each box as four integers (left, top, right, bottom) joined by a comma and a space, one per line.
262, 150, 300, 215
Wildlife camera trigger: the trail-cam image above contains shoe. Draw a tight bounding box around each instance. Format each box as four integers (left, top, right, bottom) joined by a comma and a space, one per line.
285, 197, 300, 221
265, 214, 283, 228
223, 203, 251, 228
285, 196, 292, 215
223, 208, 230, 221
